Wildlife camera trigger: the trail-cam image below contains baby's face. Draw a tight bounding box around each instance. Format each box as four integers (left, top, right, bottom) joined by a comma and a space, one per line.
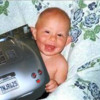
34, 15, 70, 56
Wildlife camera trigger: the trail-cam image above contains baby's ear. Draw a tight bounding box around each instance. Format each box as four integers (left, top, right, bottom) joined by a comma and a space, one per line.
30, 27, 37, 40
66, 36, 72, 45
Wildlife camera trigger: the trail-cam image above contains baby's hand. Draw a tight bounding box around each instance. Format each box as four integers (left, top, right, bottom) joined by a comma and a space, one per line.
45, 79, 58, 93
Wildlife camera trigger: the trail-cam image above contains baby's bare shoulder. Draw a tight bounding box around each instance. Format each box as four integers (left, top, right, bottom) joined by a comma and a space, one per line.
55, 54, 68, 69
56, 54, 67, 63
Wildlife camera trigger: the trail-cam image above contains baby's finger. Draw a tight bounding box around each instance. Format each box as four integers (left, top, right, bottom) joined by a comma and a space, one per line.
46, 80, 54, 87
46, 83, 56, 90
46, 87, 56, 92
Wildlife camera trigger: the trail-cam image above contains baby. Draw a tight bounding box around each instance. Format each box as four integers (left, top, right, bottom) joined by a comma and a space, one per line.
31, 7, 71, 98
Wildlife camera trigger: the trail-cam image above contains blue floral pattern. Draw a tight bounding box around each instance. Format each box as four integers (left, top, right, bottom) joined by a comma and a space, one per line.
72, 9, 84, 26
77, 58, 100, 72
74, 77, 100, 100
83, 13, 99, 27
32, 0, 49, 12
70, 26, 82, 42
71, 57, 100, 100
70, 0, 100, 45
88, 2, 97, 10
70, 1, 100, 99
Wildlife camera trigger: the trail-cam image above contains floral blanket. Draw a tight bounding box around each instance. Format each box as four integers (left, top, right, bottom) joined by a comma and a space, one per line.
0, 0, 100, 100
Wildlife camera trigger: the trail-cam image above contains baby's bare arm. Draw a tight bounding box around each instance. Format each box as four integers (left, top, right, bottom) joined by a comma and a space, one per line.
55, 58, 68, 84
45, 56, 68, 92
54, 56, 68, 85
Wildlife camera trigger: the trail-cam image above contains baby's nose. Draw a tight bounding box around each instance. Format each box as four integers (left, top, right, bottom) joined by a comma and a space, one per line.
49, 35, 57, 42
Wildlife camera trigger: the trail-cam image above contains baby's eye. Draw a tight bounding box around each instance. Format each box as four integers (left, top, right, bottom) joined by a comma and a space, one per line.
45, 30, 50, 34
57, 33, 63, 37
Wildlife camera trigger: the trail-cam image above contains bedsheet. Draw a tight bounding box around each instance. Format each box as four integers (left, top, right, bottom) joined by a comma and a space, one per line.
42, 40, 100, 100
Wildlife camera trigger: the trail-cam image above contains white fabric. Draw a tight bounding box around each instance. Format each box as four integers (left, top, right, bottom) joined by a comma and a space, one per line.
41, 39, 100, 100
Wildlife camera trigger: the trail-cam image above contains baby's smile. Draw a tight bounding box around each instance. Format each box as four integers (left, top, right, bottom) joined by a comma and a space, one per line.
45, 44, 56, 52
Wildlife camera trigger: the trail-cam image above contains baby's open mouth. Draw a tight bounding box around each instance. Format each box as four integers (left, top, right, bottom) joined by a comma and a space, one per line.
45, 44, 56, 52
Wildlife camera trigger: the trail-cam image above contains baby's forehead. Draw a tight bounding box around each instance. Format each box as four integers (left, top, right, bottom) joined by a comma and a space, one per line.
39, 12, 70, 26
40, 8, 69, 19
36, 8, 70, 28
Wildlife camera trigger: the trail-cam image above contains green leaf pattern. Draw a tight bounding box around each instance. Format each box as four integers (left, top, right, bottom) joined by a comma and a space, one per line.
0, 0, 9, 16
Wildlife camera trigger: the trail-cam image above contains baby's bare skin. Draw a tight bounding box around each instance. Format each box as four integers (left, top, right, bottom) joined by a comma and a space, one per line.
31, 7, 71, 93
